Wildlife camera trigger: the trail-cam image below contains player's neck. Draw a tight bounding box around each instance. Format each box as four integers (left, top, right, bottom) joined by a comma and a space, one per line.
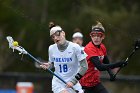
57, 40, 69, 52
92, 41, 101, 48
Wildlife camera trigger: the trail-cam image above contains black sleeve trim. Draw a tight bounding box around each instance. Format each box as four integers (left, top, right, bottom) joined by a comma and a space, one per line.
75, 73, 83, 80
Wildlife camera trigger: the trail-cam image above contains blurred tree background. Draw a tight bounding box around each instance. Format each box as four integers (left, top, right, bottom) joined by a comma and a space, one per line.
0, 0, 140, 74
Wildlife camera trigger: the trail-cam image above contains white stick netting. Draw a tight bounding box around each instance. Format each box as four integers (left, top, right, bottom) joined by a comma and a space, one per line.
6, 36, 28, 54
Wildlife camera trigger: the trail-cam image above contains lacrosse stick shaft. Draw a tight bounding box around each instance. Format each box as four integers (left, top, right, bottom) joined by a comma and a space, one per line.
113, 49, 136, 79
27, 53, 67, 84
27, 53, 77, 91
6, 36, 75, 91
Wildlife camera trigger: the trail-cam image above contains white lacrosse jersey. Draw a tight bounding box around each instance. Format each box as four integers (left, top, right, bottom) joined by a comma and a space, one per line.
81, 46, 84, 51
49, 41, 86, 82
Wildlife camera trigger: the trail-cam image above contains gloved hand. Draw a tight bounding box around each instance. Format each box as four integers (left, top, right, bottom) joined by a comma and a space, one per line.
120, 61, 128, 67
107, 70, 115, 81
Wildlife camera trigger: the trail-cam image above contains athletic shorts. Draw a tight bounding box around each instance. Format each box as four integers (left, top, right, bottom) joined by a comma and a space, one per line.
52, 77, 83, 93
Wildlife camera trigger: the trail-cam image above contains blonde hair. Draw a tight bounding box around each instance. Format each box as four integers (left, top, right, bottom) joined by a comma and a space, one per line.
92, 21, 105, 32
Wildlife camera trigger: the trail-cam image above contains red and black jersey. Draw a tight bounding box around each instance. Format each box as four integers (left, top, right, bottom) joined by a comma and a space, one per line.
80, 41, 107, 87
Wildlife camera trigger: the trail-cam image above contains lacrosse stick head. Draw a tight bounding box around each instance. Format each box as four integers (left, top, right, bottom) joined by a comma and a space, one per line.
135, 39, 140, 50
6, 36, 28, 54
6, 36, 14, 48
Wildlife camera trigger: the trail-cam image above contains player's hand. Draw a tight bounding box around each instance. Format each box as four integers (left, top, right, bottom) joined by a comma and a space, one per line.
120, 61, 128, 67
119, 61, 128, 67
66, 82, 74, 88
107, 69, 115, 81
123, 61, 128, 67
40, 63, 50, 70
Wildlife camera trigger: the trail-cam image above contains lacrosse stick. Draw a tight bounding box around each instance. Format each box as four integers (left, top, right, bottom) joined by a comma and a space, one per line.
6, 36, 69, 86
110, 39, 140, 81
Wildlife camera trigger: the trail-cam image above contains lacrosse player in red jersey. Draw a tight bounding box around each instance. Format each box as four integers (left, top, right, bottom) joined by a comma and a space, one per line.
80, 22, 127, 93
40, 22, 88, 93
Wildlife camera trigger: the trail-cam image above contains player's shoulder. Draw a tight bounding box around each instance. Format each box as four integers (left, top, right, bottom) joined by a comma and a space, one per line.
69, 41, 81, 48
85, 41, 94, 49
84, 41, 99, 53
49, 43, 57, 50
100, 43, 106, 49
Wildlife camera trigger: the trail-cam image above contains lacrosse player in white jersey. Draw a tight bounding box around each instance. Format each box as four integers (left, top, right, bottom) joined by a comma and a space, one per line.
72, 29, 87, 74
40, 22, 88, 93
72, 28, 84, 51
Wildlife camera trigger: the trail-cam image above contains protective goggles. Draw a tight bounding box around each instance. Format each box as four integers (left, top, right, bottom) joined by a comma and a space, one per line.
90, 32, 104, 38
50, 31, 62, 39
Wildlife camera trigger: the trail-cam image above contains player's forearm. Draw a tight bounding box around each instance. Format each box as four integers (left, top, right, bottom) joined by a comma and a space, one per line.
90, 56, 125, 71
78, 59, 88, 75
70, 59, 88, 85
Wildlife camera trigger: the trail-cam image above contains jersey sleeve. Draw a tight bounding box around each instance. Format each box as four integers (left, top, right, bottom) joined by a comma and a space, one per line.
74, 44, 87, 62
48, 45, 54, 63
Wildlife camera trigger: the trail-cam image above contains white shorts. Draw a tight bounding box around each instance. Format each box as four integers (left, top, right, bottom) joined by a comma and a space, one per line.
73, 82, 84, 93
52, 77, 83, 93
